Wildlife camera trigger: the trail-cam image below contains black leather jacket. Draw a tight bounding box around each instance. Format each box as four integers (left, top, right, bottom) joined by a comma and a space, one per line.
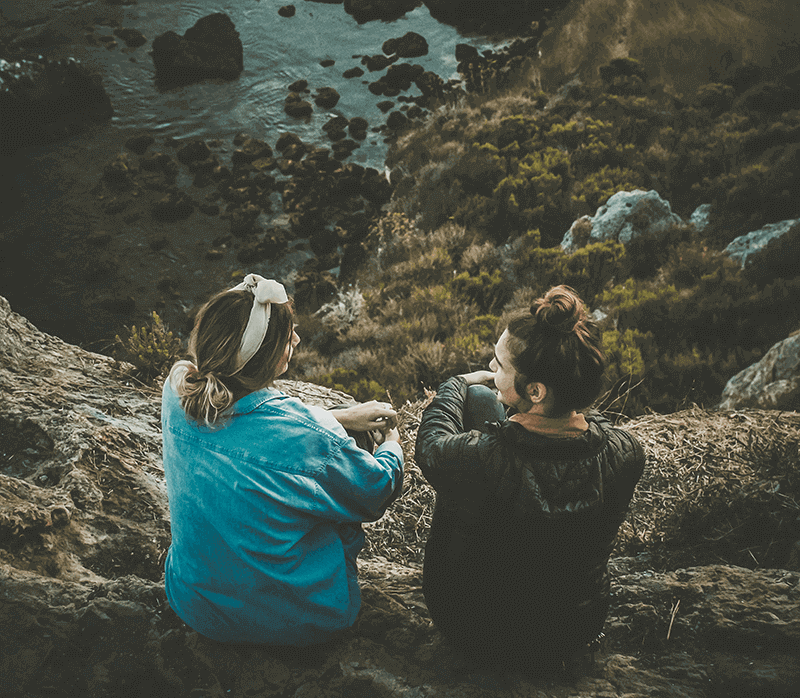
415, 377, 645, 669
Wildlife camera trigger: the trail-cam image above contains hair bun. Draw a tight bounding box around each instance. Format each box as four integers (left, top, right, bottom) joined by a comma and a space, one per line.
534, 285, 585, 334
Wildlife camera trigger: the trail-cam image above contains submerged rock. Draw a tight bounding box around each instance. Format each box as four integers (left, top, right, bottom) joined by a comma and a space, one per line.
151, 13, 243, 88
113, 27, 147, 48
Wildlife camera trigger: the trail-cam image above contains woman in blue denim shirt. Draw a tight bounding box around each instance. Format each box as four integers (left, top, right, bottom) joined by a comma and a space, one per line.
161, 274, 404, 646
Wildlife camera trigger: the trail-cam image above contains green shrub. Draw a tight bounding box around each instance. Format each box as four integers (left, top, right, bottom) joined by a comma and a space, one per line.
114, 311, 184, 383
514, 230, 624, 307
313, 367, 387, 403
571, 165, 646, 214
451, 270, 514, 313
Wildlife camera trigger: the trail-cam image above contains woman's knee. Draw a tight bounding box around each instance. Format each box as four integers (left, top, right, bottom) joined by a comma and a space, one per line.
464, 385, 505, 432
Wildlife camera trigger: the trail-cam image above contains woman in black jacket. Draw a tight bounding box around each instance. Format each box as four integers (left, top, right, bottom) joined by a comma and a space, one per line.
415, 285, 645, 673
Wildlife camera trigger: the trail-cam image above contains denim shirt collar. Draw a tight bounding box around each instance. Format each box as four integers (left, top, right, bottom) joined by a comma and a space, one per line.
230, 386, 283, 416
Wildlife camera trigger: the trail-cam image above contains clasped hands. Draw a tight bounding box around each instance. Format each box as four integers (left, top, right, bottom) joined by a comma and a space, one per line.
458, 370, 496, 386
331, 401, 400, 444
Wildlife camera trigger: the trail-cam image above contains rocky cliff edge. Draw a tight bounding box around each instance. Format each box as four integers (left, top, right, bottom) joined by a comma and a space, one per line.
1, 295, 799, 698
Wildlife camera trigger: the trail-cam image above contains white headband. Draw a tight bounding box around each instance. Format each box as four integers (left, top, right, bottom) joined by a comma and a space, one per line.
230, 274, 288, 373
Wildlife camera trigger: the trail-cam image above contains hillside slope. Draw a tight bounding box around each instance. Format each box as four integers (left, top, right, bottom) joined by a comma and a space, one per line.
536, 0, 800, 93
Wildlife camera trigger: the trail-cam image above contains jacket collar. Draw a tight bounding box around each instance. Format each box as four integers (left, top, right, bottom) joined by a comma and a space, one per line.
508, 411, 589, 437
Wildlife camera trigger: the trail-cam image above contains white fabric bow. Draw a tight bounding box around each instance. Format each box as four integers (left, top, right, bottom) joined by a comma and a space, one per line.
231, 274, 288, 372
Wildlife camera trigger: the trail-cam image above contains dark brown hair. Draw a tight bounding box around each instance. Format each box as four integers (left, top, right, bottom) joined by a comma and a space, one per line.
169, 288, 294, 425
505, 285, 605, 415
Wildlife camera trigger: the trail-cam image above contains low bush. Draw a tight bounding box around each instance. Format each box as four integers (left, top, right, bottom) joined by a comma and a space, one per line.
114, 311, 184, 384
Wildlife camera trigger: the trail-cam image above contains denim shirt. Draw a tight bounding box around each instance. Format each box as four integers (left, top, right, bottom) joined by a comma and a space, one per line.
161, 379, 404, 645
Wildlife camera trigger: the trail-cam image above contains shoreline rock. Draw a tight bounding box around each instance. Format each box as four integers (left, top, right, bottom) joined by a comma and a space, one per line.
151, 13, 243, 89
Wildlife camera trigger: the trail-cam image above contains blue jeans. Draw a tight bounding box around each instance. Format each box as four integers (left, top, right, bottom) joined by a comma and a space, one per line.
464, 384, 506, 432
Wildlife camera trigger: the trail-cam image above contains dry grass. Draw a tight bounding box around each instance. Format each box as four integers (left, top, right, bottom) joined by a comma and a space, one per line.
362, 395, 436, 565
614, 406, 800, 569
363, 401, 800, 571
535, 0, 800, 95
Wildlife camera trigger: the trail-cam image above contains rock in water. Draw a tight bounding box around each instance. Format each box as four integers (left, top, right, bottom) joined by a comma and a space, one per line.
113, 27, 148, 48
382, 31, 428, 58
314, 86, 341, 109
151, 13, 243, 88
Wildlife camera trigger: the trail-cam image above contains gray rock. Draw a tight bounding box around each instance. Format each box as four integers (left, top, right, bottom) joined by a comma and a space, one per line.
723, 218, 800, 268
718, 332, 800, 410
689, 203, 712, 232
561, 189, 683, 253
3, 295, 800, 697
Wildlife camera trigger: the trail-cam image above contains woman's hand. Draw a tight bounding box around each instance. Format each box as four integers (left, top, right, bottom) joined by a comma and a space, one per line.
458, 370, 496, 386
372, 425, 400, 445
332, 401, 398, 432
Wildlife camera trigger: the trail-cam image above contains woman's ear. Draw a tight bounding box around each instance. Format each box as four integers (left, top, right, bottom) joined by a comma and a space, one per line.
526, 382, 547, 403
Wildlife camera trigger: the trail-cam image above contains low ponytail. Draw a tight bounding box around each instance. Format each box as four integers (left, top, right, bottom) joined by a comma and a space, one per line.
167, 284, 294, 426
169, 361, 235, 426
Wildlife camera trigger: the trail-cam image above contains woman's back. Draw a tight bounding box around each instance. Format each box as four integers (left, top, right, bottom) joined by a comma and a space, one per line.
162, 375, 402, 645
417, 378, 645, 670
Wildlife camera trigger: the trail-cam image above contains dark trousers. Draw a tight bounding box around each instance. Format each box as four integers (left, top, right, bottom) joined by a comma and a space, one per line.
463, 384, 507, 432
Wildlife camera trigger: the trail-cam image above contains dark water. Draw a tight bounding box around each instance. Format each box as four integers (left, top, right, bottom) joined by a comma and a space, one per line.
0, 0, 507, 347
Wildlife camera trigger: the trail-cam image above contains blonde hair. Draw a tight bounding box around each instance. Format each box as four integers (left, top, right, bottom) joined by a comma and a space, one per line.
506, 285, 606, 415
168, 288, 294, 425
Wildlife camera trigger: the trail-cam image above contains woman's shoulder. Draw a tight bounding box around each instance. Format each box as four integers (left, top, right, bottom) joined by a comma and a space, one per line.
585, 413, 645, 465
243, 389, 348, 439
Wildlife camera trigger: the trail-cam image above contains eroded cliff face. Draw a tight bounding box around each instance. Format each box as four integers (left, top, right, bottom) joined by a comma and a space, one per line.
1, 295, 799, 698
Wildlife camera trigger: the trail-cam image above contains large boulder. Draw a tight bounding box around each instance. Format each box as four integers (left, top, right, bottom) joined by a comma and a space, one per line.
0, 57, 113, 156
561, 190, 683, 253
724, 218, 800, 269
2, 296, 800, 696
151, 13, 243, 88
718, 332, 800, 411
